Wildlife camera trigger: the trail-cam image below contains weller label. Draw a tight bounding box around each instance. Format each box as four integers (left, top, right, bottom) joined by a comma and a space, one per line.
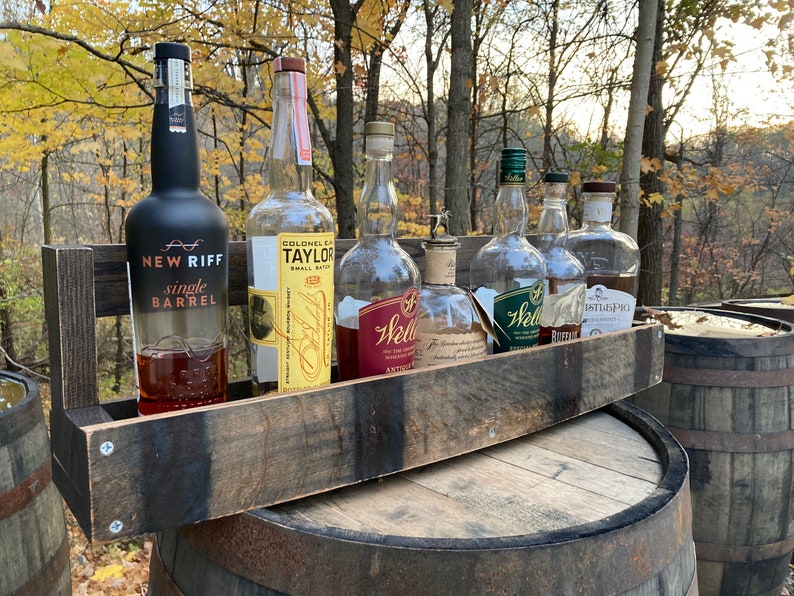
129, 238, 225, 313
358, 287, 419, 376
249, 232, 334, 391
492, 280, 544, 352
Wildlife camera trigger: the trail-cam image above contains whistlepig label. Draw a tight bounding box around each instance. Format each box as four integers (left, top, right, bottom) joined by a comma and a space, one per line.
249, 232, 334, 391
129, 238, 225, 313
581, 285, 636, 335
492, 280, 544, 352
358, 287, 419, 376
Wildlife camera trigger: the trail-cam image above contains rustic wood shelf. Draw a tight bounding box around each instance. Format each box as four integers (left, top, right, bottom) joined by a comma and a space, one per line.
42, 237, 664, 543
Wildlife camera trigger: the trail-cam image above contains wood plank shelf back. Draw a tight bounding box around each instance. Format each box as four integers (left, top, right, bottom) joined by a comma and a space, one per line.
42, 237, 664, 543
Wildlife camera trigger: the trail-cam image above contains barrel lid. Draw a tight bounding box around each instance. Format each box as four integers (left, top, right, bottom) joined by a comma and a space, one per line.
582, 180, 616, 193
154, 42, 191, 63
545, 172, 568, 183
274, 56, 305, 74
366, 121, 394, 137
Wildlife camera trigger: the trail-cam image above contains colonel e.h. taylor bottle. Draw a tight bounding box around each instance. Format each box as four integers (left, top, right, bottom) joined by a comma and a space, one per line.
335, 122, 420, 380
247, 57, 335, 395
126, 42, 229, 415
566, 180, 640, 336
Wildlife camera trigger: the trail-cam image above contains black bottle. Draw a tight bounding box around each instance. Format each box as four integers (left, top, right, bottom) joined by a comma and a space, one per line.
125, 42, 229, 415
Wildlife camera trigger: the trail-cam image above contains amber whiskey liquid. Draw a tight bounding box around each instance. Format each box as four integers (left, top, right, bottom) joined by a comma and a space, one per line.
335, 323, 359, 381
587, 273, 638, 295
137, 345, 227, 415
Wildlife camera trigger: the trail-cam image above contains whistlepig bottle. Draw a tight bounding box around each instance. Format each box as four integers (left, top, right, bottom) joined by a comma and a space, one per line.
126, 42, 229, 415
414, 212, 488, 368
469, 148, 546, 352
335, 122, 420, 380
247, 57, 335, 395
566, 180, 640, 336
536, 172, 586, 344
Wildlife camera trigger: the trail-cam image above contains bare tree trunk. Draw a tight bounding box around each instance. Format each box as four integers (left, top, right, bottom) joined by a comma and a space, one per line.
329, 0, 364, 239
637, 0, 665, 307
41, 144, 51, 245
542, 0, 560, 172
445, 0, 473, 236
618, 0, 658, 241
424, 1, 441, 216
363, 2, 407, 126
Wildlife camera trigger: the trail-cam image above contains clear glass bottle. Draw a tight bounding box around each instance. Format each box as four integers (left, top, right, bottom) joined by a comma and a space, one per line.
126, 42, 229, 415
469, 147, 546, 352
414, 211, 488, 368
536, 172, 586, 344
247, 57, 335, 394
335, 121, 421, 381
566, 180, 640, 336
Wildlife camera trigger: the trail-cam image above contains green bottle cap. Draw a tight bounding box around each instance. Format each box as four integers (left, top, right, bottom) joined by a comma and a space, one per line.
499, 147, 526, 185
544, 172, 568, 183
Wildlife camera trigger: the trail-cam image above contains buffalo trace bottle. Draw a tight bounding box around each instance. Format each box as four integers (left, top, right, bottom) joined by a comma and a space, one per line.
247, 57, 335, 395
536, 172, 586, 344
125, 42, 229, 415
414, 211, 488, 368
335, 121, 421, 381
469, 147, 546, 352
566, 180, 640, 336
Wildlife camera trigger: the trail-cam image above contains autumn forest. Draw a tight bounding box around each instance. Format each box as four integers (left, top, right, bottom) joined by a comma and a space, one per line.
0, 0, 792, 395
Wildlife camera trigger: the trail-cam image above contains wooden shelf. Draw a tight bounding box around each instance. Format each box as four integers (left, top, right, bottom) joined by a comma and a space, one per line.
42, 238, 664, 543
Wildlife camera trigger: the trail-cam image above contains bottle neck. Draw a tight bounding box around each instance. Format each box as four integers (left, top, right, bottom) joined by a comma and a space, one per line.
494, 181, 527, 236
537, 182, 569, 247
151, 58, 199, 191
358, 137, 398, 237
267, 70, 313, 195
424, 242, 458, 285
581, 193, 615, 228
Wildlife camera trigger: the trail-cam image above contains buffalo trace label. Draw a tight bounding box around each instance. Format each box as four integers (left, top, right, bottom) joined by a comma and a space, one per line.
248, 232, 334, 391
492, 280, 544, 352
358, 287, 420, 376
128, 238, 225, 313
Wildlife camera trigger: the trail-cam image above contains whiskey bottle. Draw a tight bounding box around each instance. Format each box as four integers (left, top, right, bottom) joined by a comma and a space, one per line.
126, 42, 229, 415
469, 148, 546, 352
566, 180, 640, 335
247, 57, 335, 394
536, 172, 586, 344
335, 122, 420, 380
414, 211, 488, 368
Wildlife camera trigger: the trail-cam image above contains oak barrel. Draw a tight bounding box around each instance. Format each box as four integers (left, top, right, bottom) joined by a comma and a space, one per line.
721, 298, 794, 324
149, 402, 697, 595
0, 371, 71, 595
632, 307, 794, 596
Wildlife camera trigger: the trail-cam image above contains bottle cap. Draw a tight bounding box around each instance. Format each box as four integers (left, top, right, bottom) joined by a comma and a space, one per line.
499, 147, 527, 183
274, 56, 305, 74
154, 42, 191, 63
582, 180, 616, 193
366, 121, 394, 137
544, 172, 568, 183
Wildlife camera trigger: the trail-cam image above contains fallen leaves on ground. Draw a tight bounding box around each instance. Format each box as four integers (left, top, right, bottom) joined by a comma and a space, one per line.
66, 507, 151, 595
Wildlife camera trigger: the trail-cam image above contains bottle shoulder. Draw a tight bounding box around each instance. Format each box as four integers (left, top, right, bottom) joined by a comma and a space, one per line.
247, 192, 334, 234
336, 237, 420, 286
126, 191, 228, 235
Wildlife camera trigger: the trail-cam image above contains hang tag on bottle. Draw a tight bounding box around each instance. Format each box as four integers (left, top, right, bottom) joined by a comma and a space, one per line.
289, 72, 312, 165
466, 287, 502, 347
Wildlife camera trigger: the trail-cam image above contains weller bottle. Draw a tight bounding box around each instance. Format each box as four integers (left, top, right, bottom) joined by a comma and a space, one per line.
247, 57, 335, 394
536, 172, 586, 344
335, 122, 421, 380
566, 180, 640, 336
126, 42, 229, 415
469, 148, 546, 352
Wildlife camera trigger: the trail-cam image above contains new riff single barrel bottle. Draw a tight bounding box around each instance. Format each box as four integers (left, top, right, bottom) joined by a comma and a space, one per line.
247, 57, 335, 395
335, 122, 420, 380
567, 180, 640, 335
126, 42, 229, 415
470, 148, 546, 352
